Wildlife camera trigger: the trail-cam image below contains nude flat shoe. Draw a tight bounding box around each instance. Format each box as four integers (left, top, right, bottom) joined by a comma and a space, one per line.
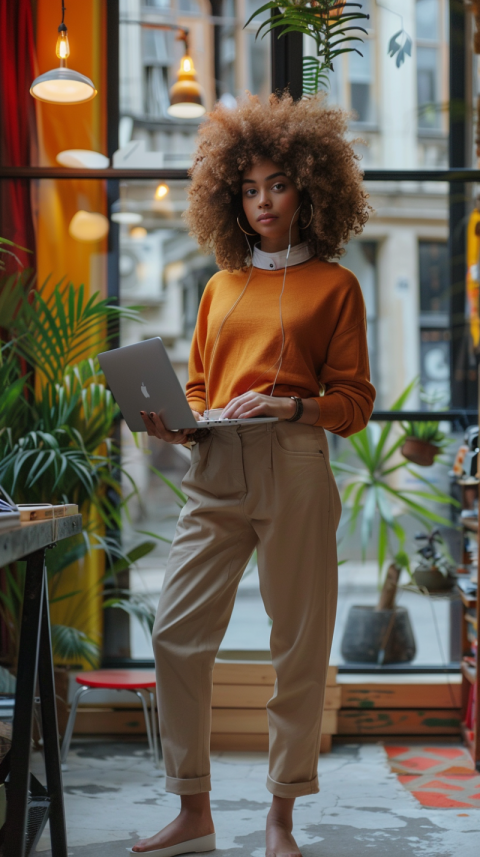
127, 833, 216, 857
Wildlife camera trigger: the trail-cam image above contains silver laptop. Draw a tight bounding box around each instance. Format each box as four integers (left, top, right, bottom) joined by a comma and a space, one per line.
98, 337, 278, 432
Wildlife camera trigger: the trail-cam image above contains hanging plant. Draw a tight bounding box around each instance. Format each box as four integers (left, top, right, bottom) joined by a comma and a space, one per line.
245, 1, 370, 94
399, 420, 451, 467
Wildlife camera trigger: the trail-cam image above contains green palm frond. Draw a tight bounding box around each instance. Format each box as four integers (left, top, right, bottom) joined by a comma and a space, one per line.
51, 624, 100, 668
103, 592, 157, 643
245, 1, 369, 93
0, 238, 31, 271
0, 263, 184, 668
14, 280, 140, 386
0, 269, 34, 327
331, 381, 458, 585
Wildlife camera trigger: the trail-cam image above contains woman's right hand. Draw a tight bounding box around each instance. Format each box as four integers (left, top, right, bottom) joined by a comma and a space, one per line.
140, 410, 200, 445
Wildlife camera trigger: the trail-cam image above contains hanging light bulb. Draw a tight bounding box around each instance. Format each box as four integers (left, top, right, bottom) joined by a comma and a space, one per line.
154, 184, 169, 201
30, 1, 96, 104
168, 46, 205, 119
55, 23, 70, 59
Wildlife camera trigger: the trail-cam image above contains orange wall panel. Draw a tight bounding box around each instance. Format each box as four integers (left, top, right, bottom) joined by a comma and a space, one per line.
35, 0, 108, 298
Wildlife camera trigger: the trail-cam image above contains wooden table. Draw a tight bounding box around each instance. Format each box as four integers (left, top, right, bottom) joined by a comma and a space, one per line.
0, 515, 82, 857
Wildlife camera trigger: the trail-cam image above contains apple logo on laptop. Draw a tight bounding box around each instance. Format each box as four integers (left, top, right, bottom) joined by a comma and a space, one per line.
141, 382, 150, 399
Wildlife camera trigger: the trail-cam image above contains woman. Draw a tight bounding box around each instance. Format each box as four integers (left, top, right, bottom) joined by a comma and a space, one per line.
133, 93, 375, 857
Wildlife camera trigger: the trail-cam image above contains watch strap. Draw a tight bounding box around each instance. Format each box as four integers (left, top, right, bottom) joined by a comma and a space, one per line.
286, 396, 303, 422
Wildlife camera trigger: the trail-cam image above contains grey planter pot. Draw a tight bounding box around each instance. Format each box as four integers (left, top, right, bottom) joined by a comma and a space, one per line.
341, 605, 416, 664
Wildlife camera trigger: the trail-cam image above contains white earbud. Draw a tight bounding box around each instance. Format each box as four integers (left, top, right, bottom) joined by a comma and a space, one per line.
286, 203, 302, 261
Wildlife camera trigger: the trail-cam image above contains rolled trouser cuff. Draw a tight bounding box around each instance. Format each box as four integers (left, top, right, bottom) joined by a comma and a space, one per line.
165, 774, 211, 795
266, 774, 319, 798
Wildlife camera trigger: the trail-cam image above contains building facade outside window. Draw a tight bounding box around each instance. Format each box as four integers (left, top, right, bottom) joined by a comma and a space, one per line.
416, 0, 447, 133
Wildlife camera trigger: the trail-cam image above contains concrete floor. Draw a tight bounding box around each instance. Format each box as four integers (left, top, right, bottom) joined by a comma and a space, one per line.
33, 740, 480, 857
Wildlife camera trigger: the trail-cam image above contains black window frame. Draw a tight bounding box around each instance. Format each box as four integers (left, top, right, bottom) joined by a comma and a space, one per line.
0, 0, 477, 673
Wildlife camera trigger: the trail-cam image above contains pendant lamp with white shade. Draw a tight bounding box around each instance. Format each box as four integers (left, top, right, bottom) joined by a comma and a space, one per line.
30, 1, 96, 105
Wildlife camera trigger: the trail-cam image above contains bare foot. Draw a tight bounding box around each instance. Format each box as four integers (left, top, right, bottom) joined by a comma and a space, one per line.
266, 798, 302, 857
132, 794, 214, 853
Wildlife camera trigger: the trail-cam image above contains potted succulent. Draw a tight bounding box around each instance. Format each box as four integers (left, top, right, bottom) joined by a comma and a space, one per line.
332, 382, 458, 665
412, 529, 456, 592
400, 419, 449, 467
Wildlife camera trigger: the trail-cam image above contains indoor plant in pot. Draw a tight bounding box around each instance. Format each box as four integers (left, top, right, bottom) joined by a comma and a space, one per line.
332, 382, 458, 665
412, 529, 456, 592
399, 419, 449, 467
0, 265, 160, 669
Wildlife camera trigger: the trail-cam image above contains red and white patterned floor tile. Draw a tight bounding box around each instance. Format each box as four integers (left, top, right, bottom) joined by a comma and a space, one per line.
385, 744, 480, 809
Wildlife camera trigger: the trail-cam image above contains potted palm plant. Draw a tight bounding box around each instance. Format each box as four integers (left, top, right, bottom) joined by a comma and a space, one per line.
0, 264, 156, 669
332, 381, 458, 664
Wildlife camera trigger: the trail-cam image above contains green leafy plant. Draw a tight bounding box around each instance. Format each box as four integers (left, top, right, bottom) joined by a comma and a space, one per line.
413, 529, 455, 579
0, 265, 162, 667
245, 1, 369, 94
331, 380, 459, 601
0, 237, 30, 271
399, 419, 449, 452
0, 534, 159, 668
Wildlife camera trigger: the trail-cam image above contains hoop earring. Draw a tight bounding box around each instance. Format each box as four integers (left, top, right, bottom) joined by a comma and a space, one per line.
236, 216, 256, 236
299, 204, 314, 230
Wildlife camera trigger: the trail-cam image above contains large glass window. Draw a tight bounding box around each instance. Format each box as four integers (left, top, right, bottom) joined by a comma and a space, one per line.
108, 177, 473, 668
1, 0, 478, 674
323, 0, 452, 168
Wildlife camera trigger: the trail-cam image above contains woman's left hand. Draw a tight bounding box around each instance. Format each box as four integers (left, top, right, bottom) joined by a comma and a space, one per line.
221, 392, 296, 421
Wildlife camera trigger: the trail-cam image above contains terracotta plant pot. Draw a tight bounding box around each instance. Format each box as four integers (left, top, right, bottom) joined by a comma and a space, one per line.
401, 436, 439, 467
413, 567, 455, 593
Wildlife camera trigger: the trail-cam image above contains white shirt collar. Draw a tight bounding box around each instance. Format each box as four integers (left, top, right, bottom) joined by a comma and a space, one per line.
252, 241, 314, 271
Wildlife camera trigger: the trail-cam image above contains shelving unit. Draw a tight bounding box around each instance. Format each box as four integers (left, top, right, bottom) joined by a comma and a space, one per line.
457, 475, 480, 770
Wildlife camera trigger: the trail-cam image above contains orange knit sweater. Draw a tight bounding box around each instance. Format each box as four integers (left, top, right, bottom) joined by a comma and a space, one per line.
186, 257, 376, 437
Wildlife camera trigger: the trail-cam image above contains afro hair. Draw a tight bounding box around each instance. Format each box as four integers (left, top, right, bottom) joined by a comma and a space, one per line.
185, 91, 370, 271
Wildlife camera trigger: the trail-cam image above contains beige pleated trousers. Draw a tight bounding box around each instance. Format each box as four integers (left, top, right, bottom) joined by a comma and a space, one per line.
152, 420, 341, 798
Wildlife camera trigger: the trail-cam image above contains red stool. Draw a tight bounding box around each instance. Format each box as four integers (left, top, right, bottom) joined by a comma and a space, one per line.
61, 670, 159, 767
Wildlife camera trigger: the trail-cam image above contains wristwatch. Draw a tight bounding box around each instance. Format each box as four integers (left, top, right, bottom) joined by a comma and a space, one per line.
286, 396, 303, 422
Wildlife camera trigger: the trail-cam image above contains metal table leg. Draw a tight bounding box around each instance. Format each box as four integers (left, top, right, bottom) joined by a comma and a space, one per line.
135, 690, 154, 759
3, 548, 45, 857
61, 686, 90, 766
38, 579, 67, 857
148, 689, 161, 768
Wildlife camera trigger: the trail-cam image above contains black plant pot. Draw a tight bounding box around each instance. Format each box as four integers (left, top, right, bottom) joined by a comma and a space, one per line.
341, 605, 416, 664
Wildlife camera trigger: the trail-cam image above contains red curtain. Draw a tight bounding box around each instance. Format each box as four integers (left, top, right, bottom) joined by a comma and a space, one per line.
0, 0, 38, 270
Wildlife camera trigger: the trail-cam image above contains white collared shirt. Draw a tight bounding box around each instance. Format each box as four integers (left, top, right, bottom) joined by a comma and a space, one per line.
252, 241, 314, 270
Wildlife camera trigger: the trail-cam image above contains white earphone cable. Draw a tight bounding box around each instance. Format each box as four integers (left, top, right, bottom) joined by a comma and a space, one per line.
204, 203, 302, 413
204, 230, 254, 415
